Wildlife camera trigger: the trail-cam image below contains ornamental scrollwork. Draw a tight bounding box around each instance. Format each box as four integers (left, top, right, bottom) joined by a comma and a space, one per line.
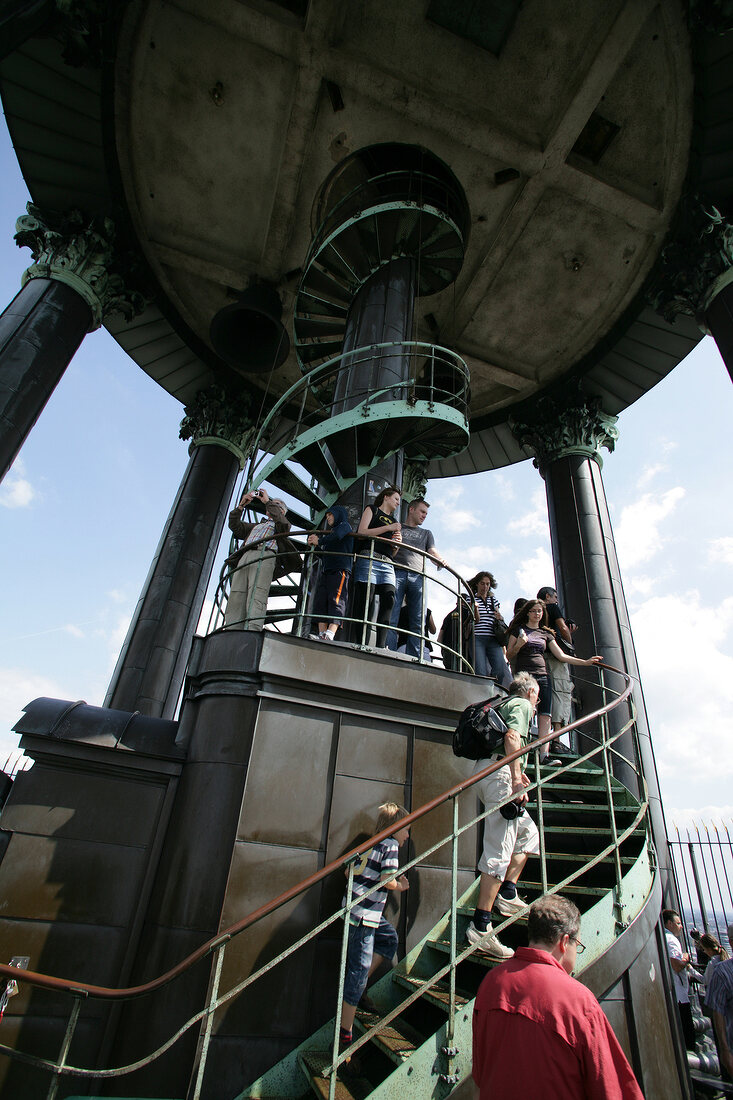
647, 195, 733, 325
510, 389, 619, 474
401, 460, 428, 502
15, 203, 147, 330
179, 385, 259, 467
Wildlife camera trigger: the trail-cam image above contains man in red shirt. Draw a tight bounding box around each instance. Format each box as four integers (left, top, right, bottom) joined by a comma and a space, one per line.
472, 895, 644, 1099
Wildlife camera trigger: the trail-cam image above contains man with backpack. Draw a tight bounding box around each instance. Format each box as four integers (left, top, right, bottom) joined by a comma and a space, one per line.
465, 671, 541, 959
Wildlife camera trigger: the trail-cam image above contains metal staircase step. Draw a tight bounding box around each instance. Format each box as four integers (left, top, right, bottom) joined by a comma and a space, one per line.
296, 340, 345, 365
295, 316, 348, 340
354, 1007, 426, 1064
300, 1051, 371, 1100
392, 972, 470, 1012
264, 463, 327, 514
297, 442, 342, 498
520, 881, 609, 897
302, 264, 352, 305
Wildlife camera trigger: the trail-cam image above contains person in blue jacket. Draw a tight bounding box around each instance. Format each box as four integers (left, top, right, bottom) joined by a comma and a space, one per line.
307, 504, 354, 641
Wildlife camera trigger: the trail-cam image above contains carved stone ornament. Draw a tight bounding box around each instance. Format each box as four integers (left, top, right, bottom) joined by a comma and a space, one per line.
15, 203, 147, 331
401, 460, 428, 502
687, 0, 733, 35
647, 194, 733, 328
53, 0, 111, 68
179, 385, 258, 468
510, 390, 619, 474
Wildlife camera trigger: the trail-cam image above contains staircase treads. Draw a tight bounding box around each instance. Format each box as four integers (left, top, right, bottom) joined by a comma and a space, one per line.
354, 1011, 425, 1063
392, 972, 470, 1012
301, 1051, 371, 1100
295, 316, 348, 339
302, 263, 352, 304
520, 881, 609, 897
292, 444, 341, 498
263, 464, 326, 514
527, 851, 637, 865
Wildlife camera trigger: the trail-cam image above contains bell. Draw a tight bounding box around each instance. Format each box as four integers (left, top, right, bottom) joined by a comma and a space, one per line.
209, 285, 290, 373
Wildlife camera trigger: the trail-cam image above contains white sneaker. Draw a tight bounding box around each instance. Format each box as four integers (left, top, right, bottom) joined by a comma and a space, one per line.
493, 893, 528, 918
466, 922, 514, 959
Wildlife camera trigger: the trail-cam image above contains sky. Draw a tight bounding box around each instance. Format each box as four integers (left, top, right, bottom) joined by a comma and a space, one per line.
1, 114, 733, 832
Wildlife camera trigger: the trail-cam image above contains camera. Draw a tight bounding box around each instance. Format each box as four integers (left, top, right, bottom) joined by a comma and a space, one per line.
500, 801, 525, 820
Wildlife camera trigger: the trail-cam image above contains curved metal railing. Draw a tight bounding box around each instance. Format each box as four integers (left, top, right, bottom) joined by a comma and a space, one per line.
207, 528, 478, 671
244, 341, 470, 493
0, 666, 653, 1100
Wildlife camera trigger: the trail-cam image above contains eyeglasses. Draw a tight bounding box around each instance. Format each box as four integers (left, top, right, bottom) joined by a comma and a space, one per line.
571, 936, 586, 953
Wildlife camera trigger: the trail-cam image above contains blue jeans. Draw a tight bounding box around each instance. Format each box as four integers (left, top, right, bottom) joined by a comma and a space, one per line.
343, 916, 399, 1006
386, 569, 425, 657
474, 634, 512, 687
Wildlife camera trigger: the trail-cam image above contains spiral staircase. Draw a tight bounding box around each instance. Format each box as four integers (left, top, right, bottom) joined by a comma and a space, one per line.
243, 145, 473, 530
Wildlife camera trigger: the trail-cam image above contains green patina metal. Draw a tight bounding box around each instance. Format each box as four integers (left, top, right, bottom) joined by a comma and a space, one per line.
14, 202, 147, 331
511, 390, 619, 474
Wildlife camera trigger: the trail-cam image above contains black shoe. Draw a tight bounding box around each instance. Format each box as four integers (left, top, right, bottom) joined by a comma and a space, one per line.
358, 993, 380, 1015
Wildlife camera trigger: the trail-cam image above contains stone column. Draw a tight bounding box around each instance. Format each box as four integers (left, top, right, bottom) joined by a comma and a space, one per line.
105, 387, 256, 719
512, 392, 674, 898
648, 195, 733, 381
0, 203, 145, 482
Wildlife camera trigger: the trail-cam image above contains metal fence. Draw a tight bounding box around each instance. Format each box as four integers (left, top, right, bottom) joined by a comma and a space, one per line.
668, 821, 733, 949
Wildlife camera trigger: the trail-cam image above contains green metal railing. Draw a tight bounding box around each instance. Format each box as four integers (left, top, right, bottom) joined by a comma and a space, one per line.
0, 665, 651, 1099
243, 341, 469, 494
208, 529, 478, 671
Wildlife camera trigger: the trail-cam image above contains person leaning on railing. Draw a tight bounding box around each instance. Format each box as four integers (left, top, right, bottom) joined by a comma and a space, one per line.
349, 487, 402, 648
306, 504, 354, 642
223, 489, 290, 630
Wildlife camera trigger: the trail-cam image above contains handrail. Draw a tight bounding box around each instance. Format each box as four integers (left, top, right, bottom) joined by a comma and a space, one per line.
0, 664, 632, 996
243, 340, 470, 490
0, 664, 649, 1096
208, 522, 478, 669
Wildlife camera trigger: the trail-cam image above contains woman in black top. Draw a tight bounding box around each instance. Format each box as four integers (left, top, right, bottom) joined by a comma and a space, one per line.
506, 599, 602, 755
349, 486, 402, 647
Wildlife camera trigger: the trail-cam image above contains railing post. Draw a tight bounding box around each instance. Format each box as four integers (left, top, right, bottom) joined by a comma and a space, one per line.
599, 672, 623, 908
534, 745, 548, 896
330, 859, 356, 1098
187, 940, 228, 1100
46, 993, 85, 1100
442, 795, 460, 1083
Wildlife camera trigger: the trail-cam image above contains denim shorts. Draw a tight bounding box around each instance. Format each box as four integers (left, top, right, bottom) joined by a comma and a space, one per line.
343, 916, 399, 1006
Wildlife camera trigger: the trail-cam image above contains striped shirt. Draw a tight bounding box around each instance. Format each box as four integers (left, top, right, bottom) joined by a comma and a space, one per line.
345, 838, 399, 927
474, 595, 497, 637
706, 957, 733, 1052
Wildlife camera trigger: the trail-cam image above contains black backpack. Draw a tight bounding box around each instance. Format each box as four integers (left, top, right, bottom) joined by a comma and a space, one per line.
452, 696, 509, 760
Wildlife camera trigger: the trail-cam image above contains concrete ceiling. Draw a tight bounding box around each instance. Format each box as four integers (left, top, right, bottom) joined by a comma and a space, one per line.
112, 0, 694, 421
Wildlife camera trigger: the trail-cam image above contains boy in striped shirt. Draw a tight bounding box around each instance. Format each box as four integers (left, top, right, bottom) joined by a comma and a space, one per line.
339, 803, 410, 1053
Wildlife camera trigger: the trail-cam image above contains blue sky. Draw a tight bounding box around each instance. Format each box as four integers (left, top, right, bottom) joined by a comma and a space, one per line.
1, 113, 732, 828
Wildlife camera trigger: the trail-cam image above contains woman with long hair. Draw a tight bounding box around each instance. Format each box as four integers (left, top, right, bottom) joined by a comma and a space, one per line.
350, 486, 402, 647
467, 571, 511, 687
700, 932, 730, 1003
506, 599, 602, 760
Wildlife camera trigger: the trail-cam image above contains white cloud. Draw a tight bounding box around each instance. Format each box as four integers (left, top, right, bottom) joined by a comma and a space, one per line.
637, 463, 666, 489
493, 473, 515, 503
615, 487, 685, 569
709, 537, 733, 565
507, 488, 548, 538
106, 588, 128, 604
0, 667, 66, 760
514, 547, 554, 596
450, 509, 482, 533
630, 592, 733, 799
666, 807, 733, 831
0, 459, 37, 509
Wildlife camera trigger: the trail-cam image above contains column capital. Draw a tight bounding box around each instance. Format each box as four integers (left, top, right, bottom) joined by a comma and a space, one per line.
647, 194, 733, 329
511, 390, 619, 474
179, 386, 258, 468
15, 203, 148, 331
687, 0, 733, 34
401, 460, 428, 502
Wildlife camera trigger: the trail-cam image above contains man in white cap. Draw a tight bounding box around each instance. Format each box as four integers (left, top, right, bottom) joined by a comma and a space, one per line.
224, 488, 290, 630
